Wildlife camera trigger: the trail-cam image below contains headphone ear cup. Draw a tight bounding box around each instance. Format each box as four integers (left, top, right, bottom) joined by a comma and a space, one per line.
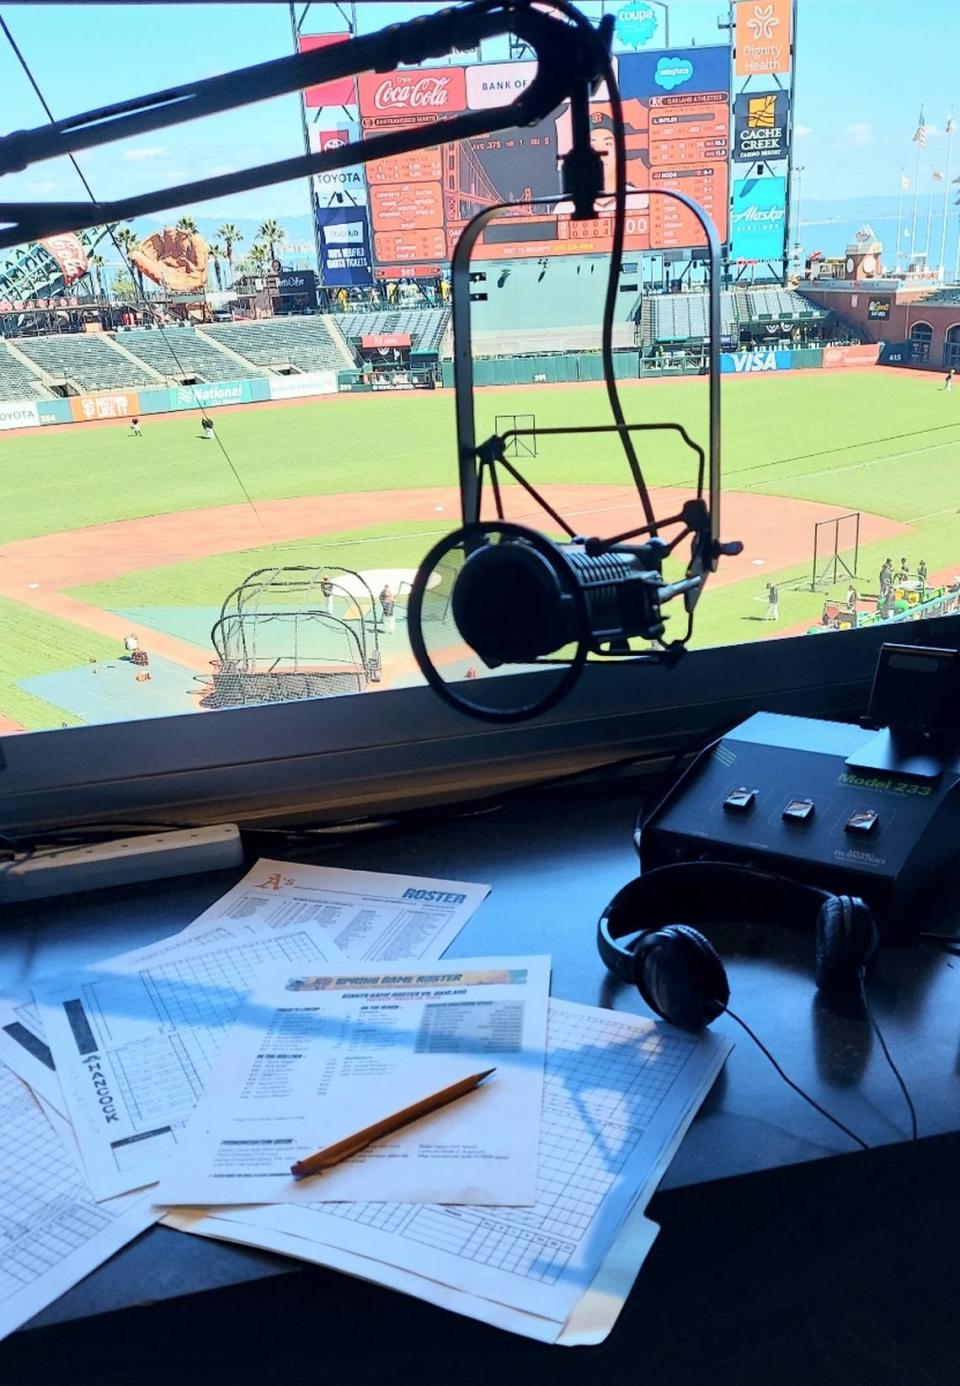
633, 924, 730, 1031
815, 895, 879, 994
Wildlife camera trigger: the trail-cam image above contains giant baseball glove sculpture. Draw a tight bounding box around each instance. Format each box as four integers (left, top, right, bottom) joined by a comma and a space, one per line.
130, 227, 209, 292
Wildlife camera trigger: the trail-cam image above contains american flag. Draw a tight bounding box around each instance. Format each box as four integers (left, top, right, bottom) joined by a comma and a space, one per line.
946, 114, 957, 135
913, 111, 927, 147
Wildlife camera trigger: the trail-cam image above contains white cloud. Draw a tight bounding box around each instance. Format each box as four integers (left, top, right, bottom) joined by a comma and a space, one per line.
844, 123, 875, 147
122, 145, 168, 162
794, 125, 814, 139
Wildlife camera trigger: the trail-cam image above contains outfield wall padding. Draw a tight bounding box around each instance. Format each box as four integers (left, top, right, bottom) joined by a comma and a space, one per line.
34, 376, 275, 427
439, 352, 640, 388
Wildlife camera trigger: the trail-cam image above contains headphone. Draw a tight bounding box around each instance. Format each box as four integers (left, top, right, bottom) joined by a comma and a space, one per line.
597, 862, 879, 1031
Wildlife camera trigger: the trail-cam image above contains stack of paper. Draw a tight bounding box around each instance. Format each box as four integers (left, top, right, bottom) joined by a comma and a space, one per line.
0, 859, 730, 1346
0, 862, 489, 1340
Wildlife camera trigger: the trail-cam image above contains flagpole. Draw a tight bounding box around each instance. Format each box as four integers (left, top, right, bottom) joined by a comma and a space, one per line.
938, 117, 955, 275
925, 171, 936, 262
955, 210, 960, 286
909, 111, 924, 266
895, 167, 906, 269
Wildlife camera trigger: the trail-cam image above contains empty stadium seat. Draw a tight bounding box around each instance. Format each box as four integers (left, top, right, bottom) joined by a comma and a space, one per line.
0, 345, 49, 400
118, 327, 261, 382
16, 333, 156, 389
340, 308, 449, 354
201, 316, 351, 372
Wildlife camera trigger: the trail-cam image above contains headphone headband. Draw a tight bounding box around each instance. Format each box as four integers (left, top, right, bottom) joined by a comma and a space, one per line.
598, 862, 834, 985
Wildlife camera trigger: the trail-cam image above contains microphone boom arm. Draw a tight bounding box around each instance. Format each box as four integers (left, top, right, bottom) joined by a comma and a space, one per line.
0, 1, 609, 248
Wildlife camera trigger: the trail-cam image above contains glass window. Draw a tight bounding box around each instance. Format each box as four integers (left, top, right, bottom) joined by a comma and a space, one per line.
0, 3, 959, 820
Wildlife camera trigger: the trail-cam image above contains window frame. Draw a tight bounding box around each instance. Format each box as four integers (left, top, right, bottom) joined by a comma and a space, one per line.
4, 612, 959, 835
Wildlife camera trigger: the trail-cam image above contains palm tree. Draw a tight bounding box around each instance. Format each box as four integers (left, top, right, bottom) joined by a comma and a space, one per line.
257, 219, 286, 264
249, 241, 269, 270
217, 223, 243, 285
175, 215, 198, 234
209, 242, 224, 292
113, 225, 144, 295
88, 252, 105, 299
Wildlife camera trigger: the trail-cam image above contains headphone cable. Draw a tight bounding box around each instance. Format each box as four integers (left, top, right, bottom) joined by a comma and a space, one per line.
718, 1003, 870, 1153
857, 973, 918, 1141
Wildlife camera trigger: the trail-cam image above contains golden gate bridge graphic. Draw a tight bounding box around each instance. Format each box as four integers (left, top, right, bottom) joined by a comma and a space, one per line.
443, 141, 534, 222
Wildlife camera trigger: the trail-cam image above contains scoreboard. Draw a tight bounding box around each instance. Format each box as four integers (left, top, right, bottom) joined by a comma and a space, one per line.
357, 46, 732, 278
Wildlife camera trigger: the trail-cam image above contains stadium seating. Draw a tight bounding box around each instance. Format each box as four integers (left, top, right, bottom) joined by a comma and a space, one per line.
649, 292, 738, 343
200, 316, 352, 372
16, 333, 156, 389
743, 286, 819, 320
0, 344, 49, 400
117, 326, 260, 382
470, 324, 635, 355
920, 288, 960, 306
339, 308, 449, 354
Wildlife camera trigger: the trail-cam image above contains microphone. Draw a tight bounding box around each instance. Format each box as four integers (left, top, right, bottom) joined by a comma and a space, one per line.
451, 528, 693, 666
406, 521, 714, 722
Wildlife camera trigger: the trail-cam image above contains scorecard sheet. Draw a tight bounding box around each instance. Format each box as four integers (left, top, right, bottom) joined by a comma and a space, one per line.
34, 923, 347, 1201
156, 956, 550, 1207
162, 1000, 730, 1329
0, 992, 61, 1112
0, 1062, 154, 1343
181, 859, 490, 962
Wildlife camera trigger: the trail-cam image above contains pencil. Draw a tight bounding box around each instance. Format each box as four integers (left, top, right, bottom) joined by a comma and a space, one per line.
290, 1068, 497, 1179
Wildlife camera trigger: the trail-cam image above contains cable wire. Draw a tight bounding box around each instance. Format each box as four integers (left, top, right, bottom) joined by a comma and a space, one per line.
719, 1003, 870, 1152
858, 974, 918, 1141
0, 13, 276, 549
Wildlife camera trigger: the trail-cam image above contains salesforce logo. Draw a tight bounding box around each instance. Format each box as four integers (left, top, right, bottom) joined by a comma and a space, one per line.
654, 56, 693, 91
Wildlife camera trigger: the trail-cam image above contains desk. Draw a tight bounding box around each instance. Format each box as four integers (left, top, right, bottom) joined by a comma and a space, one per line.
2, 784, 959, 1385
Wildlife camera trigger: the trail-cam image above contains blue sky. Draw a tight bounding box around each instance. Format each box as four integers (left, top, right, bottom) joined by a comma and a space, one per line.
0, 0, 956, 232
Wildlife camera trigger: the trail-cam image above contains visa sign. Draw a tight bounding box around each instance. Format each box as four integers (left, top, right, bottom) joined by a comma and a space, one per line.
721, 349, 793, 373
730, 176, 787, 261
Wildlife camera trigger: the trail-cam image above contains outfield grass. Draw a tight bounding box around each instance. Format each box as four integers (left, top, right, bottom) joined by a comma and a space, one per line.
2, 372, 958, 543
3, 368, 960, 729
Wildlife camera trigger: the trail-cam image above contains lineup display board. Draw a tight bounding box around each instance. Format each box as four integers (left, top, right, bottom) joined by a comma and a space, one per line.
358, 47, 731, 277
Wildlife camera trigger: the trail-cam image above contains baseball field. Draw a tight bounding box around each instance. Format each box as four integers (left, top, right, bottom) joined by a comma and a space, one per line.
1, 365, 958, 733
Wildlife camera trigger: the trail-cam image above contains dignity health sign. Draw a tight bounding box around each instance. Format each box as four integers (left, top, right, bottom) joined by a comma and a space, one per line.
730, 176, 787, 262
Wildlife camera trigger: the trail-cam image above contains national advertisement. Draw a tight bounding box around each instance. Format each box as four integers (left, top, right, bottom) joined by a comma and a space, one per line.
730, 175, 787, 261
867, 298, 892, 320
174, 381, 251, 409
316, 204, 373, 286
733, 91, 789, 163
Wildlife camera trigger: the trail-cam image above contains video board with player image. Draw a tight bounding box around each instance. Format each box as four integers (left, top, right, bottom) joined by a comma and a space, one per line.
358, 47, 731, 277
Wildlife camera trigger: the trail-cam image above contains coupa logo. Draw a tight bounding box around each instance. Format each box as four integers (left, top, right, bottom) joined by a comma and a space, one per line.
654, 56, 693, 91
839, 772, 933, 797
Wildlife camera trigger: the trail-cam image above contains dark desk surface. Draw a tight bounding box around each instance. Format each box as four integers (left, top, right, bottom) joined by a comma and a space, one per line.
2, 784, 959, 1384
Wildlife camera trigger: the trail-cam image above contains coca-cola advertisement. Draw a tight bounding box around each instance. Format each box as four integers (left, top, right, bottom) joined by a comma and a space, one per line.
38, 233, 89, 286
358, 67, 467, 129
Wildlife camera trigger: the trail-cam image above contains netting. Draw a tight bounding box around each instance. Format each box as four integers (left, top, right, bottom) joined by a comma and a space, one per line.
209, 563, 383, 704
